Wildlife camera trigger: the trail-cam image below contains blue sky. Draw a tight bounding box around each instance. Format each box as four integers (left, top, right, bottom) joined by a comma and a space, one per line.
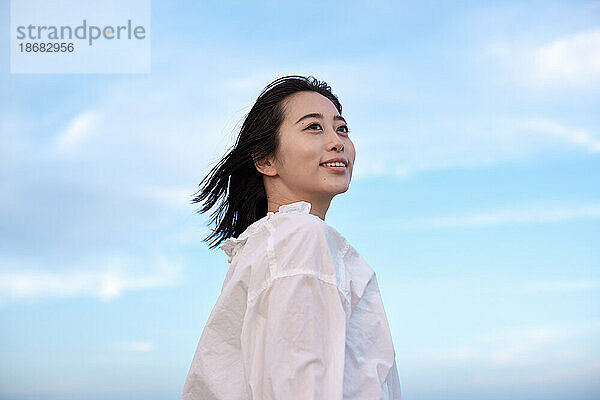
1, 0, 599, 399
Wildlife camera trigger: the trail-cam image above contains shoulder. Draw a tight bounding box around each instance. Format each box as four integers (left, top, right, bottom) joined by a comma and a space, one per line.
268, 213, 330, 263
270, 212, 328, 239
266, 213, 350, 288
269, 212, 350, 255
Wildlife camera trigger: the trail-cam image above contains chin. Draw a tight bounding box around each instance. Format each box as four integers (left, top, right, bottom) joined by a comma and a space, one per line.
326, 183, 350, 195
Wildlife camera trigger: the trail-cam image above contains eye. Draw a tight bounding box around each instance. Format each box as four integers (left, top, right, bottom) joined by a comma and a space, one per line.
306, 122, 323, 131
305, 122, 350, 136
337, 125, 350, 135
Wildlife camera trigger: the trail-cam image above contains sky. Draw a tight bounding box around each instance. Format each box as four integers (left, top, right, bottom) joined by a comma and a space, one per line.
1, 0, 599, 399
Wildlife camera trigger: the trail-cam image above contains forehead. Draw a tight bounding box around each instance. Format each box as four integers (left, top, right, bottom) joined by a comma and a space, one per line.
282, 91, 340, 121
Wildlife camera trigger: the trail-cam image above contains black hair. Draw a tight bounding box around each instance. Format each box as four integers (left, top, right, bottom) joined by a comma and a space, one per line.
190, 74, 343, 249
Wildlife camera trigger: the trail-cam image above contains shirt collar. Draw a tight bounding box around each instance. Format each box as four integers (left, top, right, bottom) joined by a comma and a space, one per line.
220, 200, 313, 263
270, 200, 312, 215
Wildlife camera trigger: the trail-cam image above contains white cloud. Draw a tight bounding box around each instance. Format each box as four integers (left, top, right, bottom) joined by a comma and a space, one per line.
530, 28, 600, 86
0, 252, 183, 304
465, 361, 600, 388
477, 321, 600, 367
516, 116, 600, 153
55, 110, 100, 156
136, 185, 196, 212
351, 113, 599, 180
414, 320, 600, 368
484, 325, 571, 366
484, 28, 600, 89
161, 224, 211, 247
426, 204, 600, 228
385, 203, 600, 229
118, 340, 155, 353
15, 46, 598, 186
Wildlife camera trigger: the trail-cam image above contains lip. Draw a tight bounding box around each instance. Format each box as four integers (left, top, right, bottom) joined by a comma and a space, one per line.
320, 164, 347, 173
320, 157, 348, 166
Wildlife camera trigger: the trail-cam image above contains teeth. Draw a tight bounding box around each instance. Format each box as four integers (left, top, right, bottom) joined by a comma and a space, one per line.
322, 162, 345, 167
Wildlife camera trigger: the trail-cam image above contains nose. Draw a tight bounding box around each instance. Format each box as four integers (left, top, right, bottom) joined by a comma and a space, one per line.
326, 126, 344, 152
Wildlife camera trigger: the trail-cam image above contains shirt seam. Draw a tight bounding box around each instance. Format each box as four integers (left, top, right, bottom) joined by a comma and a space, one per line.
247, 269, 347, 305
265, 219, 277, 278
254, 215, 352, 307
339, 239, 351, 292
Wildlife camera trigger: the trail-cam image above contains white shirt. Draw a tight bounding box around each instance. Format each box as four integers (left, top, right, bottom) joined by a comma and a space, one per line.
182, 200, 402, 400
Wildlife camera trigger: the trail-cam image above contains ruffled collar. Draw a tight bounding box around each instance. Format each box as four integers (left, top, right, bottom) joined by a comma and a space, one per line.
219, 201, 312, 263
268, 200, 312, 216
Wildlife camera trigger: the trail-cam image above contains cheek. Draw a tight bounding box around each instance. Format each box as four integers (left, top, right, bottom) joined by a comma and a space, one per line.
285, 151, 318, 176
279, 135, 323, 176
347, 140, 356, 160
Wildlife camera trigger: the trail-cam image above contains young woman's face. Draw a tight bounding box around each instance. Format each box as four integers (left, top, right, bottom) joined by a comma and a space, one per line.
271, 90, 356, 201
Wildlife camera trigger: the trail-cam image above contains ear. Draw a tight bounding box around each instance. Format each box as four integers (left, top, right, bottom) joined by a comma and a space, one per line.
254, 155, 278, 177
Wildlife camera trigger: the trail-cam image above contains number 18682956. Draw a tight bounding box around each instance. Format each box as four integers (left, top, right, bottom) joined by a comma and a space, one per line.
19, 42, 74, 52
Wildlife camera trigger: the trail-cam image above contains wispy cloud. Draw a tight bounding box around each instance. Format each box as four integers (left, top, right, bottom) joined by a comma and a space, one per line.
516, 116, 600, 154
481, 324, 580, 366
424, 204, 600, 228
414, 320, 600, 368
352, 113, 599, 179
136, 185, 196, 212
382, 203, 600, 229
0, 252, 183, 304
55, 110, 100, 156
484, 27, 600, 89
467, 361, 600, 387
118, 340, 155, 353
9, 47, 594, 185
530, 28, 600, 86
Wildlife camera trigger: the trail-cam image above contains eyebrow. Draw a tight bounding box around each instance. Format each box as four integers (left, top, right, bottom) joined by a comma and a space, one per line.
295, 112, 347, 125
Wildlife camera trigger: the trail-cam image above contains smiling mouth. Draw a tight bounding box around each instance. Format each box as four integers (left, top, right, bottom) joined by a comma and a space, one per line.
319, 161, 347, 167
320, 163, 347, 172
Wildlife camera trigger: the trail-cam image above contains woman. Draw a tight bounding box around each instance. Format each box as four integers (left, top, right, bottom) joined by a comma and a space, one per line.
182, 75, 401, 399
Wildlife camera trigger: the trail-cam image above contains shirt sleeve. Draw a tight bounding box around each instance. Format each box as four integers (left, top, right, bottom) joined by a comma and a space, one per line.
240, 216, 347, 399
243, 273, 346, 399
